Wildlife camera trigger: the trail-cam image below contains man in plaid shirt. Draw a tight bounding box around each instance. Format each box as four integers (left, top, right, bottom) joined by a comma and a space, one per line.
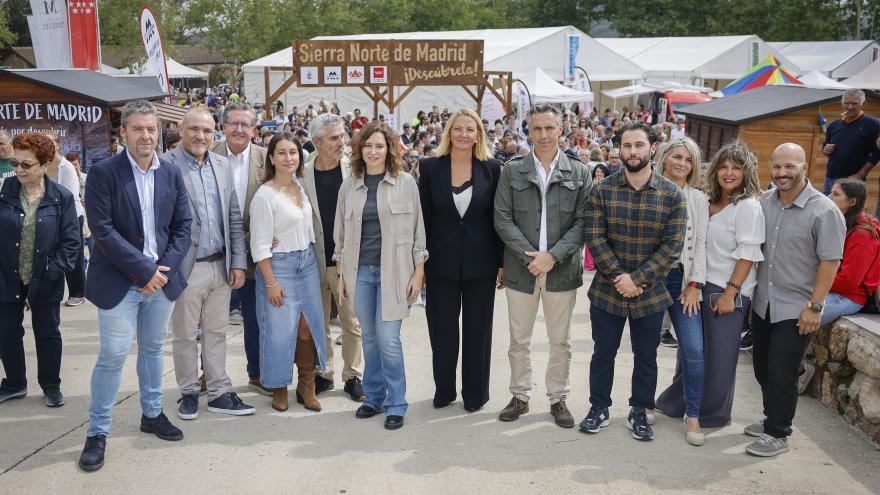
578, 121, 686, 441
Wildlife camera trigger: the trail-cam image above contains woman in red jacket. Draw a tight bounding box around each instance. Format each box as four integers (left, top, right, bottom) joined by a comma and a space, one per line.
824, 179, 880, 325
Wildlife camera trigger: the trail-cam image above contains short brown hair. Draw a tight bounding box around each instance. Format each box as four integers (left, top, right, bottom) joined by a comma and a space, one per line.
350, 122, 402, 178
13, 132, 55, 165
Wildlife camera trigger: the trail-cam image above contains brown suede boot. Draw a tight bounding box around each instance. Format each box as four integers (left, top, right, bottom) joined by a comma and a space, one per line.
295, 335, 322, 412
271, 387, 288, 412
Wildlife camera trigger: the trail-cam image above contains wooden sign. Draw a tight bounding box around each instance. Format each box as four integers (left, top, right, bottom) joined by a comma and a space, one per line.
293, 40, 484, 87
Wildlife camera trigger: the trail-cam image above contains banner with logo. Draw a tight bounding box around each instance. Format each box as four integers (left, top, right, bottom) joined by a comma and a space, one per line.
140, 7, 170, 95
68, 0, 100, 70
27, 13, 72, 69
565, 34, 580, 87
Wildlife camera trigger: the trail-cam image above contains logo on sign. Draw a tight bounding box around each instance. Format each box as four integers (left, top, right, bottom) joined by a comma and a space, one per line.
324, 66, 342, 84
300, 67, 318, 85
370, 66, 387, 84
346, 66, 364, 84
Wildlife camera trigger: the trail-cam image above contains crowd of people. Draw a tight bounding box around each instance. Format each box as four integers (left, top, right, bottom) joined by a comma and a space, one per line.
0, 87, 878, 473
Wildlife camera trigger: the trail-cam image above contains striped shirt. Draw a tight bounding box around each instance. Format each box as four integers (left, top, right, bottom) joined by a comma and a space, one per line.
585, 170, 686, 318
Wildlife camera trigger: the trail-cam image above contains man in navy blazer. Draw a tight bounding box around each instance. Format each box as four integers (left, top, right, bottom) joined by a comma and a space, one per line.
79, 100, 192, 473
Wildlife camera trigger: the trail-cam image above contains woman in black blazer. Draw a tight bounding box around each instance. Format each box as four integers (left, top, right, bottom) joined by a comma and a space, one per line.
418, 108, 503, 412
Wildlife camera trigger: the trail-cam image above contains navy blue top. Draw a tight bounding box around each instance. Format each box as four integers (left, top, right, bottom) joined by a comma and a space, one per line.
823, 114, 880, 179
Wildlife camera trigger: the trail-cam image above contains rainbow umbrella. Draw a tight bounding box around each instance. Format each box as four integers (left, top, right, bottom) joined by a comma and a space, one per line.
721, 55, 802, 96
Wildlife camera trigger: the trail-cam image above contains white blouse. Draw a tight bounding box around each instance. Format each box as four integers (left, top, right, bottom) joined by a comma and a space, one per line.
249, 181, 315, 263
705, 196, 765, 297
453, 186, 472, 218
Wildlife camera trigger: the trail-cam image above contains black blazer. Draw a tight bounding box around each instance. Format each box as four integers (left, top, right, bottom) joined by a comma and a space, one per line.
419, 154, 503, 281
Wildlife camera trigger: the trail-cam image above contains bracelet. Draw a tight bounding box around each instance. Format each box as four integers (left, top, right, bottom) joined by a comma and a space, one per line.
266, 281, 279, 289
688, 281, 704, 289
726, 281, 741, 292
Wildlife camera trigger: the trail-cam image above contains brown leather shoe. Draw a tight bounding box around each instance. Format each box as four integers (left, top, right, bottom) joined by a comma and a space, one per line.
498, 396, 529, 422
271, 387, 288, 412
248, 379, 273, 396
551, 400, 575, 428
295, 334, 321, 412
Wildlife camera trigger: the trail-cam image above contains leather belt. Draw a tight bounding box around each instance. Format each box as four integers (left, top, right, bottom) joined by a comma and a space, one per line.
196, 250, 224, 263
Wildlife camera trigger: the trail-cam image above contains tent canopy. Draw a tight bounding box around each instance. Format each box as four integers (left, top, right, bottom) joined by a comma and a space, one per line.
843, 60, 880, 90
129, 57, 208, 79
515, 67, 593, 104
797, 71, 849, 89
721, 56, 801, 96
596, 35, 799, 84
601, 81, 713, 99
769, 41, 879, 79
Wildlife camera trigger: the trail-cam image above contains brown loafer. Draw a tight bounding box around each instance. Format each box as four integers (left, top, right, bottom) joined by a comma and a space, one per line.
248, 379, 273, 396
498, 396, 529, 422
550, 400, 575, 428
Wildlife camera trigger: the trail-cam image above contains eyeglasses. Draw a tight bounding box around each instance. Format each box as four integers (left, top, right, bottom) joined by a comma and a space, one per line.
10, 159, 40, 169
224, 121, 253, 130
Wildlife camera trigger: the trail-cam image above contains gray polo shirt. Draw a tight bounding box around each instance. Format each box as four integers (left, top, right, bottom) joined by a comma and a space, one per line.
752, 181, 845, 323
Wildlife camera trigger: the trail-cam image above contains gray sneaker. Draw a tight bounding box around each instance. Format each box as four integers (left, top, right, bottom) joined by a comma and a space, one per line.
798, 362, 816, 395
744, 419, 764, 437
746, 433, 790, 457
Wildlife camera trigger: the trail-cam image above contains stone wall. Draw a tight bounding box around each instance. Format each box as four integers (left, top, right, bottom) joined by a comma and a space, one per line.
807, 314, 880, 444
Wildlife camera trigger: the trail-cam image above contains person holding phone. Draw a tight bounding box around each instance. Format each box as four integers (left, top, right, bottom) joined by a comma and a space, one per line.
700, 141, 765, 428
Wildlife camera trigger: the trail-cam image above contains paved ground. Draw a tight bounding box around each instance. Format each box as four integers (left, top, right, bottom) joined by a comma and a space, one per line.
1, 276, 879, 494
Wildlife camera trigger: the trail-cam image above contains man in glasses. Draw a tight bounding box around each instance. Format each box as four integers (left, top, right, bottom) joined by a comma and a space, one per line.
209, 102, 270, 395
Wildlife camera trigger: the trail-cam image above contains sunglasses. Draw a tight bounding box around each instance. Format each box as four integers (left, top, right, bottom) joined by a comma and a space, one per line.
10, 159, 41, 169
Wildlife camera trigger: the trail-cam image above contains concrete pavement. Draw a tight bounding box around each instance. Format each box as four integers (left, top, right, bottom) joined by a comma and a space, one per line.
1, 277, 879, 494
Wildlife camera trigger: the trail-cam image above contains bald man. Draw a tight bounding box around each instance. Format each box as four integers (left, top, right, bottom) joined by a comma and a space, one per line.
745, 143, 845, 457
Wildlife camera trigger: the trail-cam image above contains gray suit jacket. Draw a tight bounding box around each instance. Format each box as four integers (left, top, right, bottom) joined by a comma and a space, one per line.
303, 151, 351, 285
160, 146, 246, 281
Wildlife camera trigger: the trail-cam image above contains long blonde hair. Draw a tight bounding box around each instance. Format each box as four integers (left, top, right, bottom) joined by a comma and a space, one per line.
436, 108, 493, 161
656, 136, 703, 188
705, 141, 761, 204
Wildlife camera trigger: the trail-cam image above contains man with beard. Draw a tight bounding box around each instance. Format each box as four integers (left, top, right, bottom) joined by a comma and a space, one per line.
580, 121, 686, 441
745, 143, 845, 457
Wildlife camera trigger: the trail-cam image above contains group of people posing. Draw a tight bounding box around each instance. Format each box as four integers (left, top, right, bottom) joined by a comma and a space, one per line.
1, 95, 877, 473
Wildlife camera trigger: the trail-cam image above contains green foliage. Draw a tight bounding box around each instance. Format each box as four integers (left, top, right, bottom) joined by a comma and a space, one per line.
0, 5, 17, 51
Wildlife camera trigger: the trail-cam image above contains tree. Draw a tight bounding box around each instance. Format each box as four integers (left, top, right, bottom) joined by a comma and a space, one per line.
0, 5, 17, 51
98, 0, 185, 69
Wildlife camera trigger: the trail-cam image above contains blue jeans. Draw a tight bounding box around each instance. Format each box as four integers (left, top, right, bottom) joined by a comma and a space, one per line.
255, 246, 327, 388
355, 265, 407, 416
663, 268, 705, 417
821, 292, 863, 326
822, 176, 836, 195
234, 278, 261, 379
87, 287, 175, 437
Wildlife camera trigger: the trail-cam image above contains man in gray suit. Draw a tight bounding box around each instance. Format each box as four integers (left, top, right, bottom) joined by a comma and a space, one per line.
162, 107, 253, 419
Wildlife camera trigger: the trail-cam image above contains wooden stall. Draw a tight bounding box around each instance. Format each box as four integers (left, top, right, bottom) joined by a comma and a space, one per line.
683, 86, 880, 212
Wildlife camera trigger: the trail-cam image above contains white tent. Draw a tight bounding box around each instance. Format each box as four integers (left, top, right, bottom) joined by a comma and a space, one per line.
601, 81, 713, 99
797, 70, 849, 90
242, 26, 642, 126
515, 67, 593, 104
129, 57, 208, 79
843, 59, 880, 90
769, 41, 879, 79
595, 35, 798, 85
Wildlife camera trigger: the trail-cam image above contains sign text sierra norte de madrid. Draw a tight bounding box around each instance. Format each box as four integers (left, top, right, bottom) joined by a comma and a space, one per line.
293, 40, 484, 86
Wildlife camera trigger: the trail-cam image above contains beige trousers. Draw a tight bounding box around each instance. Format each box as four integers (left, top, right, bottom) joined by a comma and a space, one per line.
506, 274, 576, 404
171, 259, 232, 401
320, 265, 362, 381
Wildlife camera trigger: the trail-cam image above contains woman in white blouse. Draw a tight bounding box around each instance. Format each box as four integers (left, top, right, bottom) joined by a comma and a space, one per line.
654, 137, 709, 446
700, 141, 765, 428
250, 132, 326, 413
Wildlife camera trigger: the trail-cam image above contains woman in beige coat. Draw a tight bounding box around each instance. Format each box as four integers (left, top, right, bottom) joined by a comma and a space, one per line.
334, 122, 427, 431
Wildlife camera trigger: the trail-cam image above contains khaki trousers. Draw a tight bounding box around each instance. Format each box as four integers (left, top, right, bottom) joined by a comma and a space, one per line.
171, 259, 232, 400
506, 274, 576, 404
321, 265, 362, 381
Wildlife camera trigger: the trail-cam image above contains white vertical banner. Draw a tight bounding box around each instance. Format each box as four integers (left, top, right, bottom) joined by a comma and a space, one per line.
515, 84, 530, 120
565, 34, 580, 87
140, 7, 170, 96
27, 13, 72, 68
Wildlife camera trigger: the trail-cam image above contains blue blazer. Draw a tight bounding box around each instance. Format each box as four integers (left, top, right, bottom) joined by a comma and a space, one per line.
84, 152, 192, 309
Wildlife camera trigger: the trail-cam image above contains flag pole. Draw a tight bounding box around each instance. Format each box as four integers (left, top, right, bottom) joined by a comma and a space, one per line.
94, 0, 103, 70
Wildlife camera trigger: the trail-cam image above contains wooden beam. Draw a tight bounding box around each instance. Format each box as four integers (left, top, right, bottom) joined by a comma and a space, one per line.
395, 85, 417, 109
387, 84, 395, 114
461, 85, 479, 103
268, 72, 298, 104
476, 83, 487, 116
263, 67, 271, 118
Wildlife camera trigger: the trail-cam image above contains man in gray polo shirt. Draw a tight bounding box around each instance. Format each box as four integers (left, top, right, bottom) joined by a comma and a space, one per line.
746, 143, 846, 457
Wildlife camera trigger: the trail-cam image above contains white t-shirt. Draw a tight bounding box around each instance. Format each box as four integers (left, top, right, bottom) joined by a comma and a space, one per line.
57, 158, 84, 218
705, 196, 765, 297
249, 181, 315, 263
533, 151, 559, 252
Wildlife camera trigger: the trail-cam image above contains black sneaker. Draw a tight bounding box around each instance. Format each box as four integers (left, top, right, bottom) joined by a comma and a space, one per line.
207, 392, 255, 416
44, 388, 65, 407
78, 435, 106, 472
314, 375, 335, 394
356, 404, 380, 419
344, 377, 366, 402
140, 412, 184, 441
579, 406, 610, 434
659, 330, 678, 348
0, 387, 27, 403
739, 330, 753, 351
176, 393, 199, 420
627, 407, 654, 441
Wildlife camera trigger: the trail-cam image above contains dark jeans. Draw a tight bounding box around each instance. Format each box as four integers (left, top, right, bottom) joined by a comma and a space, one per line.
65, 216, 85, 298
751, 309, 812, 438
234, 278, 260, 379
0, 285, 62, 392
589, 306, 665, 409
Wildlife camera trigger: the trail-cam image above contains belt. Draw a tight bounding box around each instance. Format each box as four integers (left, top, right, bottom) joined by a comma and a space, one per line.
196, 250, 225, 263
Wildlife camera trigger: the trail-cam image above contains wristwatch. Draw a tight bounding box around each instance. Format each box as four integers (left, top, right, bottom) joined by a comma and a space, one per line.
806, 301, 824, 313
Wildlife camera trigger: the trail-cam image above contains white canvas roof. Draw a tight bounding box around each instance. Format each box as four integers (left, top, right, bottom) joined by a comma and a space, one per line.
843, 59, 880, 90
596, 35, 798, 83
797, 71, 849, 89
515, 67, 593, 103
769, 41, 879, 79
129, 57, 208, 79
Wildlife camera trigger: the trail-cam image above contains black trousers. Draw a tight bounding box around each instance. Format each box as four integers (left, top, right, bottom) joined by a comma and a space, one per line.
751, 309, 812, 438
0, 286, 62, 392
425, 276, 496, 409
65, 216, 85, 298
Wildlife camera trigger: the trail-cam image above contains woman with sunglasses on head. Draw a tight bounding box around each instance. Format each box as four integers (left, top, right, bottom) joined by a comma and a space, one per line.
0, 132, 80, 406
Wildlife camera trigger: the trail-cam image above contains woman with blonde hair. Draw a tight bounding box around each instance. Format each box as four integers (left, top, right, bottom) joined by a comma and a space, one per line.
334, 122, 427, 430
419, 108, 503, 412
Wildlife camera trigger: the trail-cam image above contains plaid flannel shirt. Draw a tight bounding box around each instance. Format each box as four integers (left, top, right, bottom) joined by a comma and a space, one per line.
585, 171, 686, 318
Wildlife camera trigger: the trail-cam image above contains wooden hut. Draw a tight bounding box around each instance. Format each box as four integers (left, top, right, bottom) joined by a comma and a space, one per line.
681, 85, 880, 212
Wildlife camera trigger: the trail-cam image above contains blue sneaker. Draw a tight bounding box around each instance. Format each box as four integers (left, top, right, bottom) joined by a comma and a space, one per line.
177, 393, 199, 420
207, 392, 255, 416
579, 406, 610, 434
627, 407, 654, 441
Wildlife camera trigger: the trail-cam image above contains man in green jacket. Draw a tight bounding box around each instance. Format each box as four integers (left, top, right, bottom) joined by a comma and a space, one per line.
494, 104, 591, 428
